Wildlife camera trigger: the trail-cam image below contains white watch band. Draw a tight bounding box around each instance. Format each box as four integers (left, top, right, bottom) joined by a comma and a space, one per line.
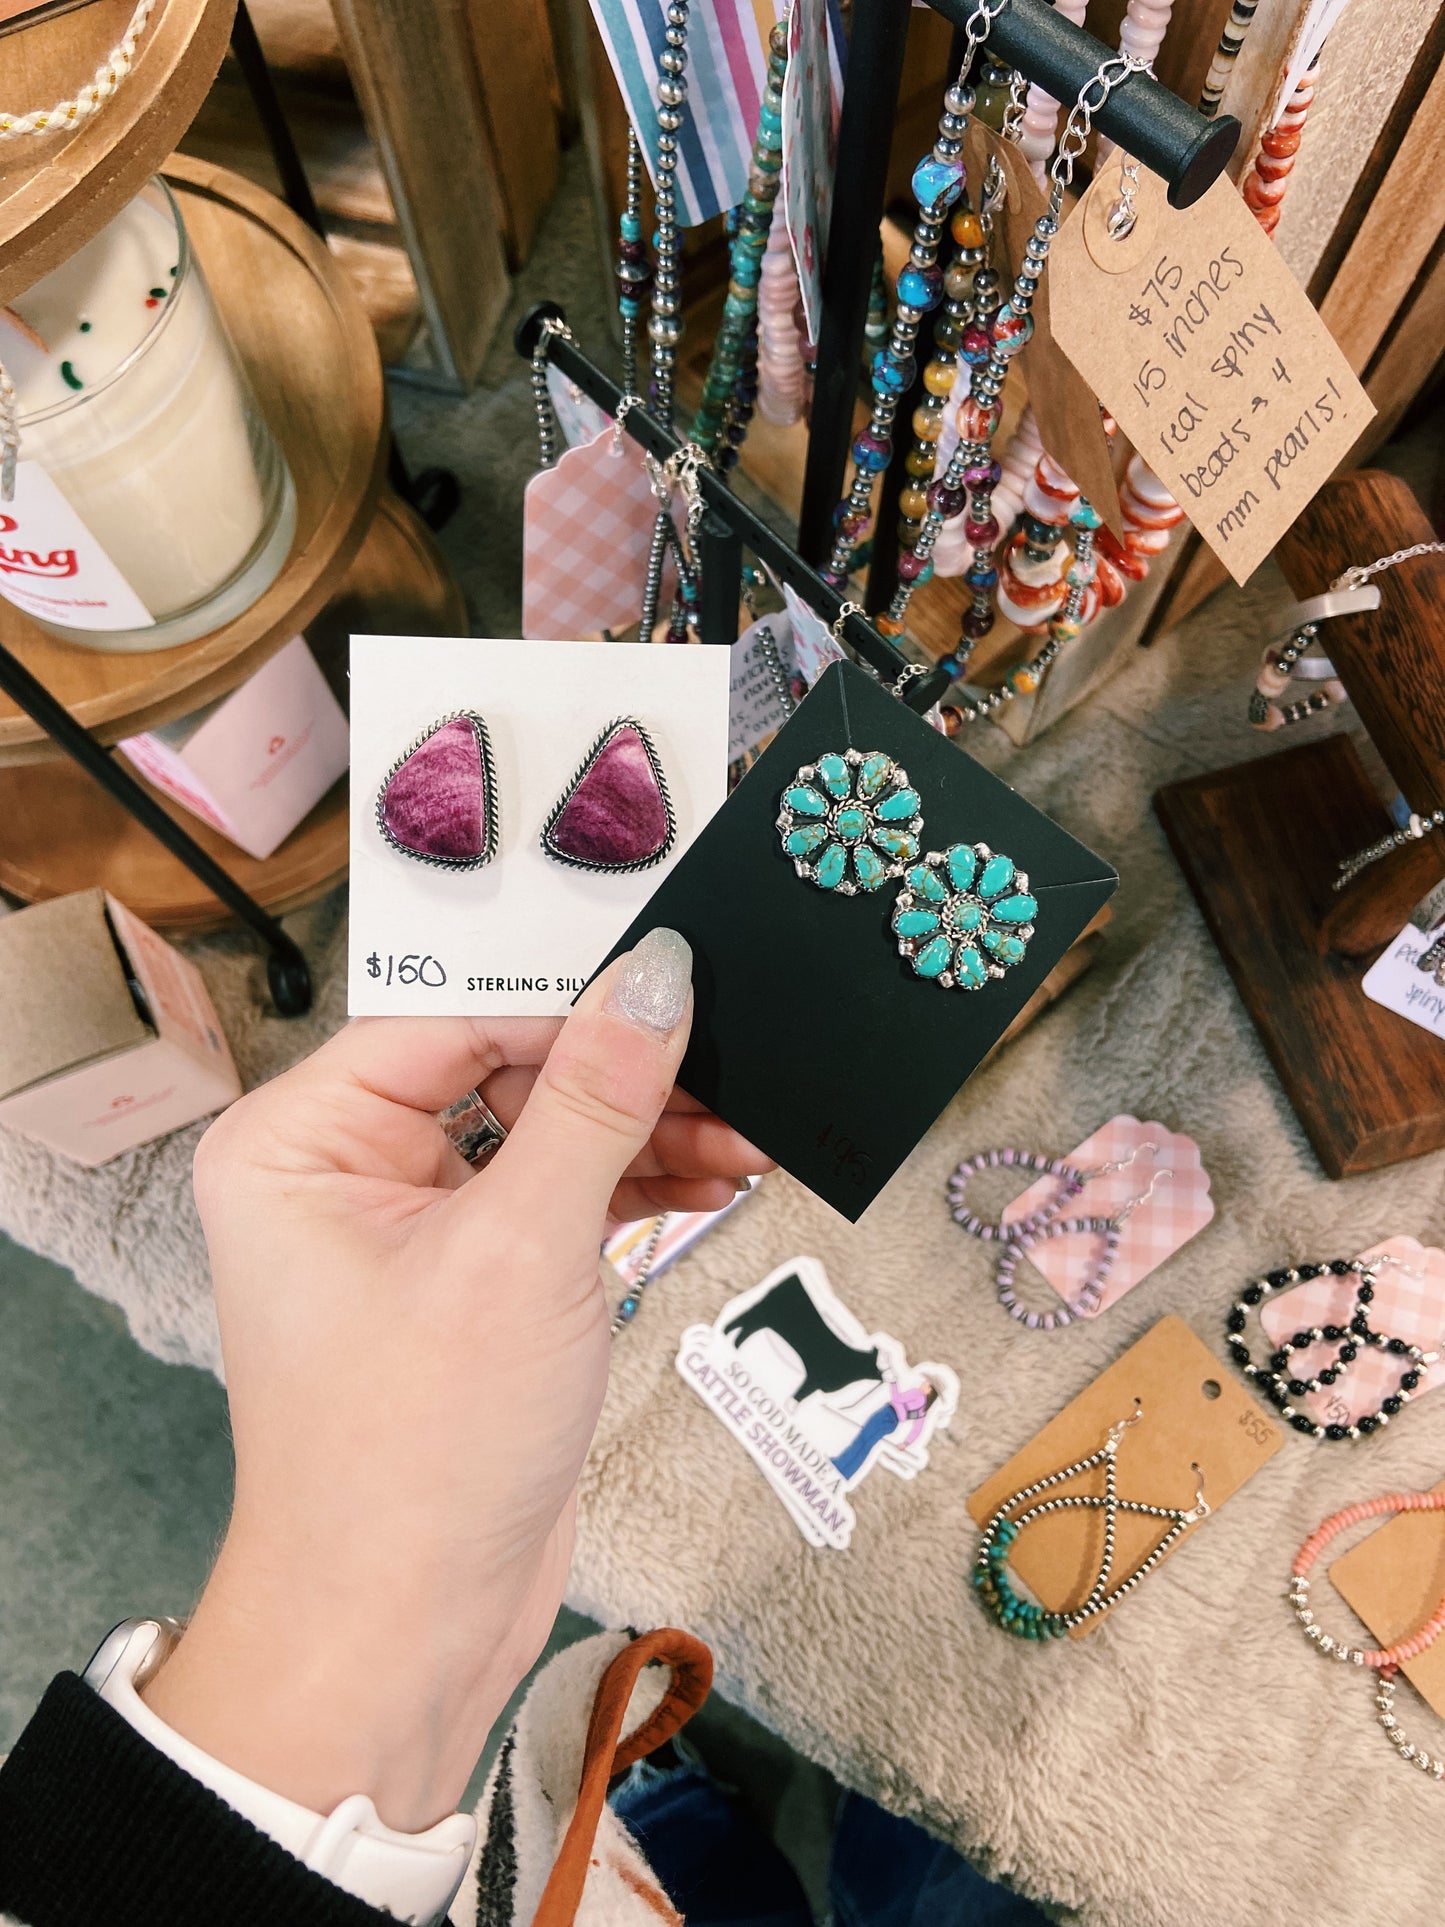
84, 1620, 475, 1926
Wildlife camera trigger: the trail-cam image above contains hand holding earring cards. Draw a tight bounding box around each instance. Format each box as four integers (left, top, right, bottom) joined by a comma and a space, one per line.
348, 636, 729, 1017
596, 661, 1117, 1219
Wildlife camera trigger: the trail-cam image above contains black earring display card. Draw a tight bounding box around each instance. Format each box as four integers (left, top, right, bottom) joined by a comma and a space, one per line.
595, 661, 1118, 1219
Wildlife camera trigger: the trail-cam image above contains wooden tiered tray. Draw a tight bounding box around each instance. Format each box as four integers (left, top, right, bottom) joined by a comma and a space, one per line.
0, 0, 235, 303
0, 151, 387, 764
0, 493, 466, 932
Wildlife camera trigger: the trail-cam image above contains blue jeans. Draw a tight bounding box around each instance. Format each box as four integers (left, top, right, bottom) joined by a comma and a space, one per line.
610, 1758, 1051, 1926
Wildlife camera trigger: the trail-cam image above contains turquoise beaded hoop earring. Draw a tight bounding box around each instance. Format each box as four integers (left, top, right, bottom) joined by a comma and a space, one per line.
892, 841, 1037, 988
776, 748, 924, 894
974, 1402, 1210, 1640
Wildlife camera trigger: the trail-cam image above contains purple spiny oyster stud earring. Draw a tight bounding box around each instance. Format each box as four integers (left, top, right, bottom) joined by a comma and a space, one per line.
542, 718, 676, 873
377, 712, 499, 870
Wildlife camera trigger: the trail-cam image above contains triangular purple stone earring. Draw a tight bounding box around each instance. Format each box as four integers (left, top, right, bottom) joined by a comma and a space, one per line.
376, 712, 499, 870
542, 718, 675, 873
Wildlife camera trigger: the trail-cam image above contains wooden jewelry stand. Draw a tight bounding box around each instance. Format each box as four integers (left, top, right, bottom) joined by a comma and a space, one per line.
1155, 469, 1445, 1178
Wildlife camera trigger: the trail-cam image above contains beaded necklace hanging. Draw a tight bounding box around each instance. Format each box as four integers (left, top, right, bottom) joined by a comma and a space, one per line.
636, 0, 696, 644
891, 62, 1149, 711
884, 182, 999, 613
757, 212, 808, 426
818, 75, 980, 591
691, 22, 788, 468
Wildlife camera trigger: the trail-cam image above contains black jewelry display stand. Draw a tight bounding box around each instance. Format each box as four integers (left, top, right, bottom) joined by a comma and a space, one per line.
520, 0, 1238, 688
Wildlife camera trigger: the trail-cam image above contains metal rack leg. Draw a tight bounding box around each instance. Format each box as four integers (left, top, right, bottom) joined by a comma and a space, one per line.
0, 646, 313, 1017
230, 0, 327, 239
796, 0, 914, 566
230, 0, 462, 534
698, 514, 743, 648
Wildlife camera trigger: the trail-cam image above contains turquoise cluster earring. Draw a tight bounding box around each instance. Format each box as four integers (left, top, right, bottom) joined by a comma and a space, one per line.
776, 753, 1039, 990
776, 749, 923, 895
891, 843, 1037, 990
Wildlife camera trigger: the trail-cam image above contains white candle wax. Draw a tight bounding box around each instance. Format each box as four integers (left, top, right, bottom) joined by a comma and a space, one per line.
2, 178, 294, 651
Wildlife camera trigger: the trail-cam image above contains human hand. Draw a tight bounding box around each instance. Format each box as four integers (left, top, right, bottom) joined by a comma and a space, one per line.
144, 928, 769, 1831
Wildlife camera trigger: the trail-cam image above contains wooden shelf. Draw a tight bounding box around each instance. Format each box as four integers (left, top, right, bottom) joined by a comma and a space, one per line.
0, 0, 235, 304
0, 491, 467, 933
0, 152, 387, 766
178, 14, 424, 364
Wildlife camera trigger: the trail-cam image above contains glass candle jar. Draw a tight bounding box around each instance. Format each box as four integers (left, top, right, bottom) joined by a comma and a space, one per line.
0, 177, 296, 652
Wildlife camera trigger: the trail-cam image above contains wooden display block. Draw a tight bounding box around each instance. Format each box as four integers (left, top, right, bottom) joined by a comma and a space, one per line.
1155, 735, 1445, 1178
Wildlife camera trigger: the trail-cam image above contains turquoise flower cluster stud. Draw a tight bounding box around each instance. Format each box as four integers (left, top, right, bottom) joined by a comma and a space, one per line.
776, 749, 923, 896
890, 842, 1037, 990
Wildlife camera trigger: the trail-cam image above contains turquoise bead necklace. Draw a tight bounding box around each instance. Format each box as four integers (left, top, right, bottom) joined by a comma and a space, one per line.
691, 20, 787, 466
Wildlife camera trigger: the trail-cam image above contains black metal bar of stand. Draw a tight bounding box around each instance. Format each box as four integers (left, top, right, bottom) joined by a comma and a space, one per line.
515, 306, 952, 714
697, 514, 743, 648
0, 645, 313, 1017
922, 0, 1240, 207
796, 0, 914, 568
230, 1, 327, 239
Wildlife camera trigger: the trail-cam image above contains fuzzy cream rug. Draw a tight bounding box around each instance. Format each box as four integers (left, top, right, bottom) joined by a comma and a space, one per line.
4, 559, 1442, 1927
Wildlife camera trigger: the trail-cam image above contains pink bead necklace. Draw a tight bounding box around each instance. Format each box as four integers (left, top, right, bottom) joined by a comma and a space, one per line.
1289, 1492, 1445, 1668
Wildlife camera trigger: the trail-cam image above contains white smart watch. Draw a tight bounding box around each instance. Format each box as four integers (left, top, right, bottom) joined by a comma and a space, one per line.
83, 1619, 476, 1925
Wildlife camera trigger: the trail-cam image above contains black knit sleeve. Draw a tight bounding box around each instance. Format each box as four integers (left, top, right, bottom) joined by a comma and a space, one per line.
0, 1673, 439, 1927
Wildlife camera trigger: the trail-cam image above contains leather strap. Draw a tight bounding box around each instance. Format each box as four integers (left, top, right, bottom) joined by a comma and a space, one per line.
532, 1629, 713, 1927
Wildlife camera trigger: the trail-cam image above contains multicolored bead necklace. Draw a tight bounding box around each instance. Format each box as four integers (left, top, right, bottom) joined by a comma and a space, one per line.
616, 133, 651, 402
819, 79, 975, 591
879, 182, 1000, 626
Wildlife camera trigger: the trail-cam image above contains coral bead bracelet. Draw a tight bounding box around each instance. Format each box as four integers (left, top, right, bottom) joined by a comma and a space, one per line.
1289, 1491, 1445, 1668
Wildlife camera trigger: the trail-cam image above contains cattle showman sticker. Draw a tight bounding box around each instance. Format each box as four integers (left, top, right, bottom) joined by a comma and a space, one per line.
676, 1257, 958, 1549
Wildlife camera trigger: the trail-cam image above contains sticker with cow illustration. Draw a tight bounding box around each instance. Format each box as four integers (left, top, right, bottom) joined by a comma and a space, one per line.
675, 1256, 959, 1549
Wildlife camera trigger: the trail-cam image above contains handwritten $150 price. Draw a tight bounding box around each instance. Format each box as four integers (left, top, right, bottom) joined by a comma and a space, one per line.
366, 951, 448, 987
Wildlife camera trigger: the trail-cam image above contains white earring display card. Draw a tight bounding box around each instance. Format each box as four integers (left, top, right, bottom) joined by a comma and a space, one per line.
348, 636, 730, 1017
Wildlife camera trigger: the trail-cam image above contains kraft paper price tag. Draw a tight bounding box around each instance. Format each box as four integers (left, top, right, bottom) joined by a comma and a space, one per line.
964, 121, 1122, 540
1363, 921, 1445, 1041
967, 1316, 1280, 1635
1331, 1476, 1445, 1721
1000, 1115, 1214, 1316
1260, 1236, 1445, 1427
677, 1256, 959, 1549
1049, 167, 1375, 584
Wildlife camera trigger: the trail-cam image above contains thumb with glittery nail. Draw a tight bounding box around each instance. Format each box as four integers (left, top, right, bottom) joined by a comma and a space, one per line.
486, 927, 696, 1234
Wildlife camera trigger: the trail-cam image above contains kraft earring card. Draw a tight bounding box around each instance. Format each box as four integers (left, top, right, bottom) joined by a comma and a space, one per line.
348, 636, 729, 1017
594, 660, 1118, 1218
